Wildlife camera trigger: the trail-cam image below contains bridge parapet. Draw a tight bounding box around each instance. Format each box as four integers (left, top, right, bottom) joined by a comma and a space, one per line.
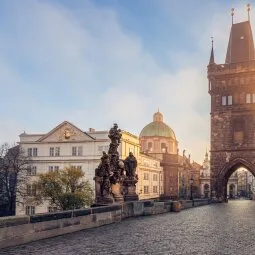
0, 199, 210, 249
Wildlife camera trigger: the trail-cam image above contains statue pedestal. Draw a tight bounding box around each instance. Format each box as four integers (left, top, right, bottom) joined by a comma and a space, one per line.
111, 183, 124, 203
96, 195, 114, 205
124, 178, 138, 201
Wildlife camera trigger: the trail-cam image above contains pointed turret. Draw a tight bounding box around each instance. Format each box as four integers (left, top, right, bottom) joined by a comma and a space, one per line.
225, 21, 255, 63
205, 149, 208, 159
209, 38, 215, 65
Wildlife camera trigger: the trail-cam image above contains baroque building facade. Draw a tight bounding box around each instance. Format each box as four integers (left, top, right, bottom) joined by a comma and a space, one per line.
139, 111, 201, 199
208, 16, 255, 199
17, 121, 163, 215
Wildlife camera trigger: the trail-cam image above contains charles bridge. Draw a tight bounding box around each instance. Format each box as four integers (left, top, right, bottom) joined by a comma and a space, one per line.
1, 124, 255, 254
1, 200, 255, 254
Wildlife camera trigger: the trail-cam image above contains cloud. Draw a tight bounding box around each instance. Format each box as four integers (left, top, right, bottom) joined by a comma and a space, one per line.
0, 0, 249, 163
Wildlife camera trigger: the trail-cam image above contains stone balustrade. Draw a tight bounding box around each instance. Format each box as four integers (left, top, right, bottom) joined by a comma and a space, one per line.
0, 199, 210, 249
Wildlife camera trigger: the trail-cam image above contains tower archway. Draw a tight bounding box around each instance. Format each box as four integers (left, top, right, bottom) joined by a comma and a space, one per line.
212, 158, 255, 200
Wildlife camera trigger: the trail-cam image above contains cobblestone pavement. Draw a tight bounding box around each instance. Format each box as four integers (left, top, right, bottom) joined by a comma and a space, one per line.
1, 201, 255, 255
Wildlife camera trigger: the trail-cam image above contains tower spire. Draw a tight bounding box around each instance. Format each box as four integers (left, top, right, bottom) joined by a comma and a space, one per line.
209, 37, 215, 65
247, 4, 251, 21
231, 8, 235, 25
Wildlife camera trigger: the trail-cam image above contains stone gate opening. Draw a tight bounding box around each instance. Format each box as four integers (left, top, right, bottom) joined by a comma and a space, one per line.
214, 158, 255, 201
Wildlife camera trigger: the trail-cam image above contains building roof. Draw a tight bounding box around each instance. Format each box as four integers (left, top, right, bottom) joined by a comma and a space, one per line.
225, 21, 255, 63
139, 111, 176, 140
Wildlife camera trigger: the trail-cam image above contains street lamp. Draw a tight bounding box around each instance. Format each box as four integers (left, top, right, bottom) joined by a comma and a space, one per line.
190, 177, 194, 200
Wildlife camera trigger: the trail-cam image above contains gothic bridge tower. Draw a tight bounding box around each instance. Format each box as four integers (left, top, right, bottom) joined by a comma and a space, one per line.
208, 7, 255, 200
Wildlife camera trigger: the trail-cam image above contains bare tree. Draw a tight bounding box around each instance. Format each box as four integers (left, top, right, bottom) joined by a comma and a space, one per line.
0, 143, 32, 215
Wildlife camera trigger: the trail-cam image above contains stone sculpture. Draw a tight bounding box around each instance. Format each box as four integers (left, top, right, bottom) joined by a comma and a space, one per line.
123, 152, 139, 201
94, 151, 114, 204
124, 152, 137, 177
94, 123, 130, 204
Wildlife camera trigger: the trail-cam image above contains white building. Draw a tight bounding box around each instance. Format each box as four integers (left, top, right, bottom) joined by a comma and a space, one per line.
17, 121, 109, 215
17, 121, 164, 215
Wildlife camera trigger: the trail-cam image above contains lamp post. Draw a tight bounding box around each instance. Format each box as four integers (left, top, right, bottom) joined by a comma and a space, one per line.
190, 177, 194, 200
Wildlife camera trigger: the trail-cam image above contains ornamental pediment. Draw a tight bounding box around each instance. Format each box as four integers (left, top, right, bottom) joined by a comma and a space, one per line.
37, 121, 94, 142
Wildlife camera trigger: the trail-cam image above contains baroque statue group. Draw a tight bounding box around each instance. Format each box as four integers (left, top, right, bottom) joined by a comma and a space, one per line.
94, 123, 138, 204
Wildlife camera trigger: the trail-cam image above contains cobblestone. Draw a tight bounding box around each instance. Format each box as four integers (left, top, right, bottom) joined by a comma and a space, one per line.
1, 201, 255, 255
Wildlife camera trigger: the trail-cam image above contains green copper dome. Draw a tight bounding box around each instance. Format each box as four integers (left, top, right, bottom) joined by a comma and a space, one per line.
139, 111, 176, 140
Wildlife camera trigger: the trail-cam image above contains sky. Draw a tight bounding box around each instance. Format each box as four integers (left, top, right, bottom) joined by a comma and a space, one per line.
0, 0, 254, 163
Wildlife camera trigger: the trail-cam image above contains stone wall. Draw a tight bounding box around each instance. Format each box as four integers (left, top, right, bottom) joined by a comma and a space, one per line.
0, 199, 210, 249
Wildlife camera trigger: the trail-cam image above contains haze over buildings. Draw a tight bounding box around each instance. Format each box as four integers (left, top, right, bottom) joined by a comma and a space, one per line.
0, 0, 252, 163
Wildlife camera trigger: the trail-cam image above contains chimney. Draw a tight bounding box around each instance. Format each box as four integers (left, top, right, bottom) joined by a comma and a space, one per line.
88, 128, 95, 132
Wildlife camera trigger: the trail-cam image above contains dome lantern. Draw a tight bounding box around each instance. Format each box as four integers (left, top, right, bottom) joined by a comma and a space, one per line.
153, 111, 163, 122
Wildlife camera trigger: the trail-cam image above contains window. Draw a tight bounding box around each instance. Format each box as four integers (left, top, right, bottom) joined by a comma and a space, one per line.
246, 93, 255, 103
227, 96, 232, 105
161, 143, 166, 149
161, 143, 167, 152
27, 166, 37, 176
48, 207, 58, 213
50, 147, 60, 156
72, 165, 82, 171
49, 166, 59, 172
33, 148, 38, 157
144, 186, 149, 194
72, 147, 77, 156
28, 148, 38, 157
25, 206, 35, 215
153, 186, 158, 193
72, 146, 83, 156
49, 147, 54, 156
222, 96, 232, 105
153, 174, 158, 181
27, 148, 32, 157
78, 146, 83, 156
27, 184, 36, 196
144, 173, 149, 180
55, 147, 60, 156
222, 96, 226, 106
148, 142, 152, 151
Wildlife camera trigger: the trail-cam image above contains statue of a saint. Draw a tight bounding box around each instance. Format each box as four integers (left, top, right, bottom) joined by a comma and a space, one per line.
124, 152, 137, 177
108, 123, 122, 145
